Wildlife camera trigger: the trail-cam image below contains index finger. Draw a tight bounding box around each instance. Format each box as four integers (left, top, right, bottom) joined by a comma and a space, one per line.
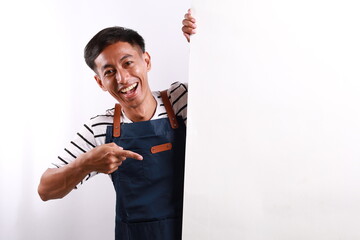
185, 9, 196, 23
117, 149, 143, 161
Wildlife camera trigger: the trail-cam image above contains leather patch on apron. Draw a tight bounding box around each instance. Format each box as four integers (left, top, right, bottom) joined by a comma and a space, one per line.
151, 143, 173, 154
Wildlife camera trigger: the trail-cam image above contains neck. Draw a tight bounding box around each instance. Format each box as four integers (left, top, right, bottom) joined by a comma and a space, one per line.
123, 95, 157, 122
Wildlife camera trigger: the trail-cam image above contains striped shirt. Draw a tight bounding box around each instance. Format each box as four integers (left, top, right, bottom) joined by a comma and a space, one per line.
52, 82, 188, 186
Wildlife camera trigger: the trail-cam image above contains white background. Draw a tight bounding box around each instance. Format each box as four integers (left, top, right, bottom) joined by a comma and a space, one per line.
0, 1, 190, 239
184, 0, 360, 239
3, 1, 360, 239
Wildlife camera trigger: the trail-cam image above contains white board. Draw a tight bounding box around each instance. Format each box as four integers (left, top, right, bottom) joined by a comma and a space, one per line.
183, 0, 360, 239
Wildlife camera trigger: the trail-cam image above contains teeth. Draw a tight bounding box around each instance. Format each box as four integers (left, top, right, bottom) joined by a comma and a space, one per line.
120, 83, 138, 93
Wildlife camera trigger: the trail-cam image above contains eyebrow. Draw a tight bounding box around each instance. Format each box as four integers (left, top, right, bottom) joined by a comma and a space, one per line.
120, 54, 132, 61
101, 54, 133, 71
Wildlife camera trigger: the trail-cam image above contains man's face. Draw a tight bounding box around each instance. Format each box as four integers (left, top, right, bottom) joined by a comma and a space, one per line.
94, 41, 152, 112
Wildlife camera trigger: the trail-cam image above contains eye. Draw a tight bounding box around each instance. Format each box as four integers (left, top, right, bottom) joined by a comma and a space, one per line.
124, 61, 133, 67
104, 69, 115, 77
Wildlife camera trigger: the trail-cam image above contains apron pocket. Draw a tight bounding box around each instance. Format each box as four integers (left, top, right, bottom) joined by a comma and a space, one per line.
116, 149, 146, 182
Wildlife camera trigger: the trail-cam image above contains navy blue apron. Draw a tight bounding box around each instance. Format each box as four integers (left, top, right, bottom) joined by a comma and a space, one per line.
105, 91, 186, 240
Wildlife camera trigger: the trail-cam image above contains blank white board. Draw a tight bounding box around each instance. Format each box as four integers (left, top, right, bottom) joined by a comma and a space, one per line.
183, 0, 360, 239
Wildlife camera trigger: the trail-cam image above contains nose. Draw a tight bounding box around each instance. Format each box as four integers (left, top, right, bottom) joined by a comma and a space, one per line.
116, 69, 130, 85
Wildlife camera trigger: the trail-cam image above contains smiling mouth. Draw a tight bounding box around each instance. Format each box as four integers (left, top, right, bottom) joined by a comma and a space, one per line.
120, 83, 138, 94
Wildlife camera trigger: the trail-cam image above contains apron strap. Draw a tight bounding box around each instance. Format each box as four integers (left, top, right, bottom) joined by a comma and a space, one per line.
160, 90, 179, 129
113, 103, 121, 137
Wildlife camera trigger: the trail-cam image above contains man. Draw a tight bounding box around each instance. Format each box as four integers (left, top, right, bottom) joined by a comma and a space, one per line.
38, 12, 196, 240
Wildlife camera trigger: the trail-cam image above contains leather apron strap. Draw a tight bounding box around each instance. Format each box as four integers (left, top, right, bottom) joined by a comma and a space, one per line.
160, 90, 179, 129
112, 90, 179, 137
113, 103, 122, 137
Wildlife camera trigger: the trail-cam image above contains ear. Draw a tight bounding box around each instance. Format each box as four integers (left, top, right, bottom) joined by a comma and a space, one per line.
94, 75, 107, 91
144, 52, 151, 72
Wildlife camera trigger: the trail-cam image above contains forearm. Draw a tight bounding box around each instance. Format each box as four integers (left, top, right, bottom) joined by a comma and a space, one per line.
38, 154, 90, 201
38, 143, 142, 201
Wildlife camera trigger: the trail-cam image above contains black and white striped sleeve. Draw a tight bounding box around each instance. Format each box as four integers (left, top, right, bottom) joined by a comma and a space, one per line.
168, 82, 188, 124
51, 111, 113, 186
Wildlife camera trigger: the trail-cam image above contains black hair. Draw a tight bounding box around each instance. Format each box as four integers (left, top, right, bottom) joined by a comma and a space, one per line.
84, 26, 145, 71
